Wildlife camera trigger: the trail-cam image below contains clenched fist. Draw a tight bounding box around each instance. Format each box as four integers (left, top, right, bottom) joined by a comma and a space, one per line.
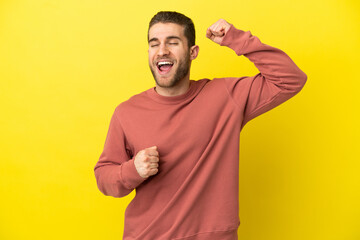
206, 19, 231, 45
134, 146, 159, 179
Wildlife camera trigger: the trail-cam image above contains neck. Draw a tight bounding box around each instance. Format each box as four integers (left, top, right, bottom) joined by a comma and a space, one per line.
155, 76, 191, 97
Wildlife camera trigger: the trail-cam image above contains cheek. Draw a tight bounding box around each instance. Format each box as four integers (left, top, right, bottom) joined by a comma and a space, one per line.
178, 51, 189, 61
148, 49, 155, 58
148, 52, 154, 63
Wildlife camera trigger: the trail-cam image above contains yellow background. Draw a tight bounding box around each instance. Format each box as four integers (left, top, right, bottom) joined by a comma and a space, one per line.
1, 0, 359, 239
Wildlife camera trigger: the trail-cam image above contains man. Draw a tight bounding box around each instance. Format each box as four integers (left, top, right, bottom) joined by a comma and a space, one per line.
94, 11, 307, 240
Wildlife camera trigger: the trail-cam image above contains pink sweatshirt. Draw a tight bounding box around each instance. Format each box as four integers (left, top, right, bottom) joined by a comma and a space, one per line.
94, 25, 307, 240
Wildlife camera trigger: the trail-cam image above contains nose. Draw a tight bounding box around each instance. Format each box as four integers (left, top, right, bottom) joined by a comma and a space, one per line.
157, 43, 169, 56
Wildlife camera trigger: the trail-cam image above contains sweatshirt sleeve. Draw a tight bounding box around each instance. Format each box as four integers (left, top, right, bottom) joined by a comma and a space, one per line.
94, 107, 146, 198
220, 24, 307, 129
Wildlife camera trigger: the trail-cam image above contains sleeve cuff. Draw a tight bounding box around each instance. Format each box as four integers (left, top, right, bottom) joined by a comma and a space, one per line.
220, 24, 252, 56
121, 158, 146, 189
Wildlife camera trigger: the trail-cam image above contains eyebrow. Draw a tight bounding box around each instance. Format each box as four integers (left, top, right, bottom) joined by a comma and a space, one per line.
148, 36, 182, 44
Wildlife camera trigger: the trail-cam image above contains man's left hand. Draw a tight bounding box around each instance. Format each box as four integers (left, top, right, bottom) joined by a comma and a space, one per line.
206, 19, 231, 45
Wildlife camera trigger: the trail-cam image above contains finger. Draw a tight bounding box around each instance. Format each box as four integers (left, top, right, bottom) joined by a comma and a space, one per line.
214, 24, 226, 35
145, 146, 158, 155
206, 28, 212, 38
211, 19, 230, 33
148, 156, 159, 163
149, 162, 159, 169
147, 148, 159, 157
209, 26, 224, 36
218, 25, 226, 32
212, 20, 224, 31
149, 168, 159, 176
210, 29, 224, 37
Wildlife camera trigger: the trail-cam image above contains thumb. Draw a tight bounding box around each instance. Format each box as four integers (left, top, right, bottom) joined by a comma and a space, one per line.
149, 146, 157, 150
212, 29, 225, 37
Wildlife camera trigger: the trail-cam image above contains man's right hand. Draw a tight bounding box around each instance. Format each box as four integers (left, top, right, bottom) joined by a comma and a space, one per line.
134, 146, 159, 178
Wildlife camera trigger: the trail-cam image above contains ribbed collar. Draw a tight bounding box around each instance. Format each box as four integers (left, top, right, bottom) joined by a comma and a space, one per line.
146, 80, 206, 105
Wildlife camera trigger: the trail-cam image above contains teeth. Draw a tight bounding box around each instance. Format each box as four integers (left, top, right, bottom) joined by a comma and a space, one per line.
157, 61, 173, 66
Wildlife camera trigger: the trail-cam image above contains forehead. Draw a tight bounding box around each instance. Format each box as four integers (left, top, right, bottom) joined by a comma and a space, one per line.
148, 23, 186, 40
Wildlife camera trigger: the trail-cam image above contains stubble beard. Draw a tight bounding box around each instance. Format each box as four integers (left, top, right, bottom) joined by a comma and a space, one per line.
150, 53, 191, 88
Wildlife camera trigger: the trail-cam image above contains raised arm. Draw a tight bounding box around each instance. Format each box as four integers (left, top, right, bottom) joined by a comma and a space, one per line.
207, 19, 307, 128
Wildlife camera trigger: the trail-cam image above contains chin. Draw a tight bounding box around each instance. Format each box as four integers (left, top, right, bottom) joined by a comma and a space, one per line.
155, 77, 179, 88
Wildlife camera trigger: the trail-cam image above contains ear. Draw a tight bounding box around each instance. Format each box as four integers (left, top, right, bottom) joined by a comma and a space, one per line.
189, 45, 199, 60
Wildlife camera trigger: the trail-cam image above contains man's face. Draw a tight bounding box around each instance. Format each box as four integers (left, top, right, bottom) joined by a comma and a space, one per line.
148, 23, 191, 88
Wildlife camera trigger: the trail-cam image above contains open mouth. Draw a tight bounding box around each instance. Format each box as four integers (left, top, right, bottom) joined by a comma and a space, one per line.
157, 61, 174, 75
